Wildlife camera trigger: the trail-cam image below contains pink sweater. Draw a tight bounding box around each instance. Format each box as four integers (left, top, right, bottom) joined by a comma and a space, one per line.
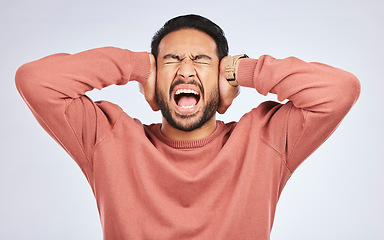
15, 47, 360, 240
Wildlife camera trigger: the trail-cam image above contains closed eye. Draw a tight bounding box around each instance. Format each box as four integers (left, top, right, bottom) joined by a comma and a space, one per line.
194, 60, 209, 65
163, 54, 181, 64
193, 55, 211, 65
164, 61, 180, 64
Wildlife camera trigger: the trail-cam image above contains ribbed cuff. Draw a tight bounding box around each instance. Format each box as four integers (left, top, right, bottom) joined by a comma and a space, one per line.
129, 51, 151, 85
237, 58, 258, 88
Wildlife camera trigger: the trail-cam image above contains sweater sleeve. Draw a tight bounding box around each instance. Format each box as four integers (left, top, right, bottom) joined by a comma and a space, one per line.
237, 55, 360, 173
15, 47, 151, 169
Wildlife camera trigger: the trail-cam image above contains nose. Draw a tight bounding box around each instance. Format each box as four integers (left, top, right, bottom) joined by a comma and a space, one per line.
177, 59, 196, 79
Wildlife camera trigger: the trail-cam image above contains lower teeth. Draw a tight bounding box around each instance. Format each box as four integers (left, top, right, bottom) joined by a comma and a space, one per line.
180, 105, 194, 109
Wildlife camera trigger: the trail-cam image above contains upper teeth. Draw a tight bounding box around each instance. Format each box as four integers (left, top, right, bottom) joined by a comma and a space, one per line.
175, 89, 199, 95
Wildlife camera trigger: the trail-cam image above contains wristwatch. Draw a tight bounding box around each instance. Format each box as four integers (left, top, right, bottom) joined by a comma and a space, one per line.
224, 54, 249, 87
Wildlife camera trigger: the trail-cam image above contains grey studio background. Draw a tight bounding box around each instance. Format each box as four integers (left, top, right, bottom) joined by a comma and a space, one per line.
1, 0, 383, 239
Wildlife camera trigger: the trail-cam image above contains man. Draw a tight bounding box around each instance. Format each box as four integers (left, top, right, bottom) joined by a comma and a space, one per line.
15, 14, 360, 240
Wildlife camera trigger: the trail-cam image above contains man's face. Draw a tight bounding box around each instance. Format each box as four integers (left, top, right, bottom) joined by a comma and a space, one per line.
156, 29, 220, 132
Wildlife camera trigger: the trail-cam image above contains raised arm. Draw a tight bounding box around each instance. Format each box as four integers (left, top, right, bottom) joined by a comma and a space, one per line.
15, 47, 151, 169
237, 55, 360, 172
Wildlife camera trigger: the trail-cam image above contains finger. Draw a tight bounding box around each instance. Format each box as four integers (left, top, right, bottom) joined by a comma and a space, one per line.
143, 91, 160, 111
217, 99, 232, 114
139, 83, 144, 95
151, 103, 160, 111
149, 97, 160, 111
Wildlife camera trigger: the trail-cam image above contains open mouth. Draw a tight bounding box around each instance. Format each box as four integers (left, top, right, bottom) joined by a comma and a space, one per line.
172, 84, 201, 113
174, 89, 200, 108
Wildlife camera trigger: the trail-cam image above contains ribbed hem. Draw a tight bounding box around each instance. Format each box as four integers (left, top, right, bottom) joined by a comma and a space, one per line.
152, 121, 225, 149
237, 58, 258, 88
129, 51, 151, 85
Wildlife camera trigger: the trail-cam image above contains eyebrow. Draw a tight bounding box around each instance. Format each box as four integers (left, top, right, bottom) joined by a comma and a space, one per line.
192, 54, 212, 60
163, 54, 181, 60
162, 54, 212, 61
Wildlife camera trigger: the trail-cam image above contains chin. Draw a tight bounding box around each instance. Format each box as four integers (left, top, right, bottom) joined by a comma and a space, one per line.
157, 87, 219, 132
171, 106, 218, 132
168, 112, 208, 132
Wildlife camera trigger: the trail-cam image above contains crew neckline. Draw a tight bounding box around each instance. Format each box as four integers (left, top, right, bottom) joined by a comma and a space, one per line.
152, 121, 225, 149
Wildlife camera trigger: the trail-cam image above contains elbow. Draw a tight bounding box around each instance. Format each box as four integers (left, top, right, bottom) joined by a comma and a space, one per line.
340, 72, 361, 107
327, 71, 361, 116
15, 63, 31, 95
15, 62, 42, 103
351, 74, 361, 103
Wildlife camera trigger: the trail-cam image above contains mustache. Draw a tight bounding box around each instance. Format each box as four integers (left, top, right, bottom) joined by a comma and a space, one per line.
169, 79, 204, 97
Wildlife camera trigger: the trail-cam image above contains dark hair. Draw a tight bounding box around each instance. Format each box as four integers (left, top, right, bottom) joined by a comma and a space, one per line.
151, 14, 229, 60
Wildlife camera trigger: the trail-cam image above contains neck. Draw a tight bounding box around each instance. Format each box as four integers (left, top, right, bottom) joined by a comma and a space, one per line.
160, 117, 217, 141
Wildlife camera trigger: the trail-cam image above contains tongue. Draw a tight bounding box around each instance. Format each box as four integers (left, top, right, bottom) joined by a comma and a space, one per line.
177, 96, 197, 107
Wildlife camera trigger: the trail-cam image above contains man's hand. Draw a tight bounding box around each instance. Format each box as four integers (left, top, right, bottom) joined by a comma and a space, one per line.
139, 53, 160, 111
217, 56, 240, 114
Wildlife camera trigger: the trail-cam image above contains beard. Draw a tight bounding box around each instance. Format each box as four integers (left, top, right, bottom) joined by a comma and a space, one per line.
156, 82, 219, 132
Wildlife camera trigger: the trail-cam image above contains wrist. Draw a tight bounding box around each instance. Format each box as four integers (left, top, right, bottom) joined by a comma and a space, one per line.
236, 58, 257, 88
129, 51, 152, 85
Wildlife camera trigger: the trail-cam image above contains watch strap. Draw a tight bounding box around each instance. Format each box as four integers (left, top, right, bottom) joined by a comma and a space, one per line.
224, 54, 248, 86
